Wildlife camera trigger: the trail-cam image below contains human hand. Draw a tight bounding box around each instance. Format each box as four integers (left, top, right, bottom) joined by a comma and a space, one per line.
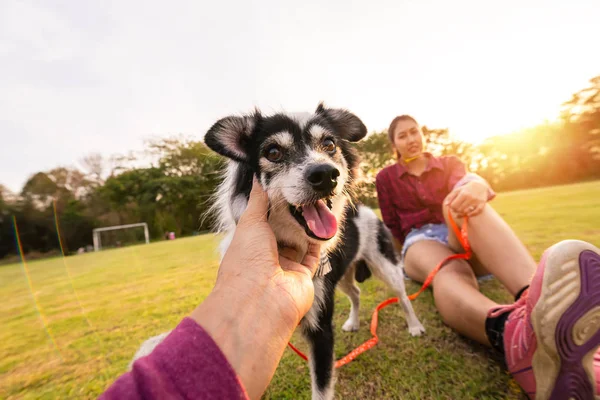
445, 180, 489, 218
190, 178, 321, 399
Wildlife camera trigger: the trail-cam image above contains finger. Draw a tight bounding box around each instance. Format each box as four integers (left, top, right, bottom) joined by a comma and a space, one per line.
464, 198, 485, 214
460, 202, 476, 215
444, 189, 460, 207
450, 192, 469, 214
279, 244, 320, 265
238, 177, 269, 226
301, 242, 321, 275
466, 206, 479, 217
279, 247, 299, 262
279, 256, 310, 275
467, 203, 485, 217
279, 244, 321, 276
304, 242, 321, 262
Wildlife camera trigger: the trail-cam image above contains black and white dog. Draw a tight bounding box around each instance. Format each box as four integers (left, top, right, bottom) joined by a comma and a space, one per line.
132, 104, 424, 399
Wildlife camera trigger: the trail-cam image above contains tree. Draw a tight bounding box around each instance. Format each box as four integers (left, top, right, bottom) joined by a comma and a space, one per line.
80, 153, 105, 185
0, 185, 15, 259
58, 199, 97, 252
146, 135, 224, 178
99, 137, 224, 238
21, 172, 61, 210
352, 132, 395, 207
147, 136, 224, 233
560, 75, 600, 180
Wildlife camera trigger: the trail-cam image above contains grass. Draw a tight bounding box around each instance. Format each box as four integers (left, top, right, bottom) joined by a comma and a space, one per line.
2, 180, 600, 399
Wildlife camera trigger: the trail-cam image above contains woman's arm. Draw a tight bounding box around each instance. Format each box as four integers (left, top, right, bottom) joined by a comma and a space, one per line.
455, 173, 495, 198
445, 159, 496, 217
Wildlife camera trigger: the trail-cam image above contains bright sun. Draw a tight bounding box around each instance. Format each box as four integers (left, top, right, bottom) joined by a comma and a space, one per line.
416, 74, 589, 146
446, 104, 561, 145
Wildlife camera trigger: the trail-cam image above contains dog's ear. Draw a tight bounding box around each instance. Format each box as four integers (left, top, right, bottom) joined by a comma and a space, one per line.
204, 112, 260, 162
315, 102, 367, 142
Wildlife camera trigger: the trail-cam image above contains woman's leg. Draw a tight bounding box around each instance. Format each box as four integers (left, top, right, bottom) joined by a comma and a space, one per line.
404, 240, 496, 345
406, 236, 600, 398
444, 202, 537, 296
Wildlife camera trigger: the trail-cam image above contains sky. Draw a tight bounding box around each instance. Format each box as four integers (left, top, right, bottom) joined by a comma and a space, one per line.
1, 0, 599, 193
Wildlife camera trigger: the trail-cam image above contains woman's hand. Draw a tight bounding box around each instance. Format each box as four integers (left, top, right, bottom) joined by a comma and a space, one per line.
445, 180, 489, 218
190, 178, 321, 399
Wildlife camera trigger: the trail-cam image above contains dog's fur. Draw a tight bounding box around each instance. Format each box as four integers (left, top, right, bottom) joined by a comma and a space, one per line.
131, 104, 424, 400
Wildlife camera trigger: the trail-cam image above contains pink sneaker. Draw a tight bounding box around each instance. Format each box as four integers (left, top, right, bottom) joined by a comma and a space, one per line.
488, 240, 600, 399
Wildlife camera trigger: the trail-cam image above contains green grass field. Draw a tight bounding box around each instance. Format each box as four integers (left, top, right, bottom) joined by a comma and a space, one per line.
2, 181, 600, 399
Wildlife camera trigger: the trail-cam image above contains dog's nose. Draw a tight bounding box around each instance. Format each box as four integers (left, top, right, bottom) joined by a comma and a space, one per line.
306, 164, 340, 193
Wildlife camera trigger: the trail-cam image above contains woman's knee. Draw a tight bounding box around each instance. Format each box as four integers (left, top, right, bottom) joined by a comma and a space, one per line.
433, 259, 479, 289
403, 242, 441, 281
403, 253, 428, 282
405, 241, 478, 286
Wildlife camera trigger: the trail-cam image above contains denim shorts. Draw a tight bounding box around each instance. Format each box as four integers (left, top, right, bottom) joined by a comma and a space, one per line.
401, 223, 449, 262
400, 223, 493, 282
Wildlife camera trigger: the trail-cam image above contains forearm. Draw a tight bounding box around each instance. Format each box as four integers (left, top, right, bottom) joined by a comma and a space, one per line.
466, 179, 489, 193
455, 173, 496, 201
455, 172, 488, 189
190, 286, 298, 400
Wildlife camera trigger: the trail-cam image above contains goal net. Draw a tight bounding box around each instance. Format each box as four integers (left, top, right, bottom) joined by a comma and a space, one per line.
93, 223, 150, 251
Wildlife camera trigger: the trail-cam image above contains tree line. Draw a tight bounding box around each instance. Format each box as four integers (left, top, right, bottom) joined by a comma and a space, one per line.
1, 75, 599, 260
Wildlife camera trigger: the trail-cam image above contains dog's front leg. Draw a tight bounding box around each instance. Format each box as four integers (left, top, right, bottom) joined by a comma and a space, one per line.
368, 255, 425, 336
301, 282, 336, 400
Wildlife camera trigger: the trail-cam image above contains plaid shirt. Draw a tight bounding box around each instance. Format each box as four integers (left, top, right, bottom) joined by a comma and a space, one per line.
375, 153, 494, 244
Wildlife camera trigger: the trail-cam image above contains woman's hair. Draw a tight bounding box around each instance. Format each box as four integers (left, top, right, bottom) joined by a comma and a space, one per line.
387, 115, 418, 143
387, 115, 418, 158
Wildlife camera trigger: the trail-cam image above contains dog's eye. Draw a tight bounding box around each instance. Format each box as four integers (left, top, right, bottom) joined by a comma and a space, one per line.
322, 139, 336, 154
265, 145, 283, 162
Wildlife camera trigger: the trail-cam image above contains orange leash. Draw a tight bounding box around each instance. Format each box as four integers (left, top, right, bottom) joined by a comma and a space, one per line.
288, 213, 471, 367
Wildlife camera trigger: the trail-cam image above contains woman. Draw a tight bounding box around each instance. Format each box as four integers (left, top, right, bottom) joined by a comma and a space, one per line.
376, 115, 600, 399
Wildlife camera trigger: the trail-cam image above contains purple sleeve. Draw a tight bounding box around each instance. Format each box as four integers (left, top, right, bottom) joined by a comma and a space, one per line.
100, 318, 248, 400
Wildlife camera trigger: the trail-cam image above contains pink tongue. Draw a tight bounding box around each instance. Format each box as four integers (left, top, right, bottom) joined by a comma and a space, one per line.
301, 200, 338, 239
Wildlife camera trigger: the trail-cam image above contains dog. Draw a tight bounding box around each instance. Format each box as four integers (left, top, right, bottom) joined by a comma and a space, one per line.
131, 104, 424, 400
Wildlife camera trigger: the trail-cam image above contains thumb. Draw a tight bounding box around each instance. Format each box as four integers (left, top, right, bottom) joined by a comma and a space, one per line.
303, 242, 322, 277
238, 177, 269, 226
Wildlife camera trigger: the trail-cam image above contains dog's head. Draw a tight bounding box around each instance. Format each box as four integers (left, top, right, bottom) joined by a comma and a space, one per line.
205, 103, 366, 249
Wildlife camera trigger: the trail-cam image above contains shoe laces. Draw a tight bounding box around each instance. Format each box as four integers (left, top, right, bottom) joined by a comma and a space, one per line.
488, 289, 529, 319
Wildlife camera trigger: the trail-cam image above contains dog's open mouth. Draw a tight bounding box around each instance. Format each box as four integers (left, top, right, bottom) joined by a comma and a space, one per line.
289, 198, 337, 241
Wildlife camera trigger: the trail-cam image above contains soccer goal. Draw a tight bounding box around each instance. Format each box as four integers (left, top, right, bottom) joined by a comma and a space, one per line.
92, 223, 150, 252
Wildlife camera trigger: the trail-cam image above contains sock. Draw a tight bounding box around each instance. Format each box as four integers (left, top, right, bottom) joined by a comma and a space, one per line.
484, 285, 530, 354
514, 285, 529, 301
485, 312, 509, 354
